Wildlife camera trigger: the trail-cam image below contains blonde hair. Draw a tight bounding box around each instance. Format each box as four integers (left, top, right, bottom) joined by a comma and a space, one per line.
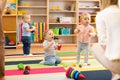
22, 14, 31, 19
43, 29, 52, 39
101, 0, 118, 10
80, 12, 91, 19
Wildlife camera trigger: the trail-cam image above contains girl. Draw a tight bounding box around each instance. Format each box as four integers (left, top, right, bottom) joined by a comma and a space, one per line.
74, 12, 95, 65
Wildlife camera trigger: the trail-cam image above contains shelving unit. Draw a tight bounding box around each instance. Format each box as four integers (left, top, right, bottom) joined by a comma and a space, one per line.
3, 0, 17, 48
78, 0, 101, 43
2, 0, 101, 48
49, 0, 78, 46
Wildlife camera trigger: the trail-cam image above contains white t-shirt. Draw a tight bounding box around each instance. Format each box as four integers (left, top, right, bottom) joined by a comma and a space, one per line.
43, 40, 56, 57
22, 22, 31, 36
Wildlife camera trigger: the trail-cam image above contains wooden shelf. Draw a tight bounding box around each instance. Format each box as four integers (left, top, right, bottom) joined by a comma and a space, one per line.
3, 14, 17, 17
50, 0, 77, 2
55, 34, 76, 37
4, 31, 16, 34
4, 45, 17, 48
79, 22, 96, 25
49, 23, 77, 25
79, 7, 100, 9
18, 14, 47, 16
79, 0, 100, 2
49, 10, 76, 13
18, 6, 47, 8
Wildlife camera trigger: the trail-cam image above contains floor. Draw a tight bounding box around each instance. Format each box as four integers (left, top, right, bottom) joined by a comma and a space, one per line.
4, 45, 99, 80
4, 46, 77, 80
5, 46, 77, 55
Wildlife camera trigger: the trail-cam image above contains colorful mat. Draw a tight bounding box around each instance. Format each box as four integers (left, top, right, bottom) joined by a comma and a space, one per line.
5, 67, 65, 76
5, 51, 106, 77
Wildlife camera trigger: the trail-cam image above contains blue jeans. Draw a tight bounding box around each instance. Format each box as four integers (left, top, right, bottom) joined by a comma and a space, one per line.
21, 36, 31, 55
44, 56, 62, 65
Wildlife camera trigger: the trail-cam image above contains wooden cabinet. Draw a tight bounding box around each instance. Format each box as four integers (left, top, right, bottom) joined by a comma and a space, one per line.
3, 0, 17, 48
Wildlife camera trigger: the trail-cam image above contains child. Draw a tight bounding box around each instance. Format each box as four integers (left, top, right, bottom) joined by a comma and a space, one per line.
74, 12, 95, 65
43, 29, 62, 66
21, 14, 36, 56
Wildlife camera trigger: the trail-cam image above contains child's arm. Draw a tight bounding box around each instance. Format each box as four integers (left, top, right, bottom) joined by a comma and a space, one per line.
74, 27, 80, 34
25, 26, 36, 32
89, 27, 96, 37
44, 41, 54, 51
0, 0, 7, 14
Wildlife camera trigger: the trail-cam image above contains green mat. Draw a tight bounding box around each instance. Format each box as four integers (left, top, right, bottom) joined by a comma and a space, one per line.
56, 51, 92, 56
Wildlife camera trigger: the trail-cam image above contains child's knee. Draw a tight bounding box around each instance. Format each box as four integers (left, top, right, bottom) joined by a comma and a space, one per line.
56, 59, 62, 64
44, 60, 55, 65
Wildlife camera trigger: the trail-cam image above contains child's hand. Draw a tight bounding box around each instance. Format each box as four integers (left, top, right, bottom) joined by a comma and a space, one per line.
32, 26, 36, 31
58, 39, 62, 44
74, 27, 80, 34
74, 29, 79, 34
89, 33, 95, 37
50, 40, 54, 46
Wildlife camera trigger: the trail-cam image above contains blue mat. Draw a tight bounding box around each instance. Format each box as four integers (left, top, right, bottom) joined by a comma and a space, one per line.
81, 70, 112, 80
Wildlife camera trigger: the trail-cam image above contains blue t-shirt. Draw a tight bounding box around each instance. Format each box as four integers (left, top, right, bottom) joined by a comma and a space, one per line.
22, 22, 31, 36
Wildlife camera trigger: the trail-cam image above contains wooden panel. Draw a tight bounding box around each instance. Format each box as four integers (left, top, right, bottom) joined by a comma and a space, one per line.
2, 16, 16, 31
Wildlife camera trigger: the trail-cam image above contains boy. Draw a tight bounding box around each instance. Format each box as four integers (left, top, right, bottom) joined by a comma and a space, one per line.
21, 14, 36, 56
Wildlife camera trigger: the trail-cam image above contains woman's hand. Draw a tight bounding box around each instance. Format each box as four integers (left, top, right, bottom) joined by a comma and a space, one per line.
101, 45, 106, 50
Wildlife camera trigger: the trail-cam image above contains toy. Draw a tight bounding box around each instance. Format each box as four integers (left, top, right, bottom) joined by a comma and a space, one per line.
72, 63, 76, 67
24, 3, 29, 6
61, 62, 67, 67
57, 39, 62, 50
18, 0, 21, 6
79, 64, 82, 68
5, 7, 11, 14
25, 65, 31, 71
17, 63, 24, 70
23, 69, 30, 74
57, 6, 61, 11
8, 41, 15, 46
52, 6, 56, 11
66, 67, 86, 80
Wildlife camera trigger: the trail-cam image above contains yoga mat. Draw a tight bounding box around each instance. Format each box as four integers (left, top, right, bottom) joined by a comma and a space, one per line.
5, 67, 65, 76
5, 60, 43, 65
82, 70, 112, 80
